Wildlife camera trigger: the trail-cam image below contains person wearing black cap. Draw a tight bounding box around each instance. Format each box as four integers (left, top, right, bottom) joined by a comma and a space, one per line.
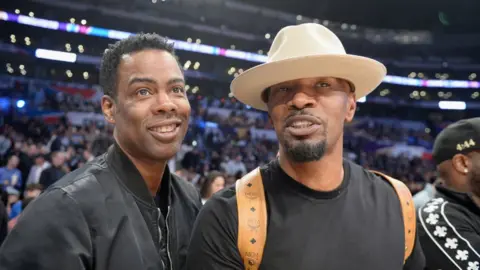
418, 117, 480, 270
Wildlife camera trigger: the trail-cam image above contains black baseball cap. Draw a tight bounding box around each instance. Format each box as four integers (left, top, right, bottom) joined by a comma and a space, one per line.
432, 117, 480, 165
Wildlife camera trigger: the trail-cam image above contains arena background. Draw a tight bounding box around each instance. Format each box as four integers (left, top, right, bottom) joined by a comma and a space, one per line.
1, 0, 480, 202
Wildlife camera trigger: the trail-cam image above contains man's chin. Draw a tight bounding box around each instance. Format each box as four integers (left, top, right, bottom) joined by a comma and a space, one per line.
283, 140, 327, 163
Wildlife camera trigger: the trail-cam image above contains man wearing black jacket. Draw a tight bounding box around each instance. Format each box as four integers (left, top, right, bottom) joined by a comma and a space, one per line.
0, 33, 202, 270
418, 118, 480, 269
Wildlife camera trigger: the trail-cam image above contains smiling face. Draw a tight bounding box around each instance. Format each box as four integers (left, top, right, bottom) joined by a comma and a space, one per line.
102, 49, 190, 161
266, 77, 356, 163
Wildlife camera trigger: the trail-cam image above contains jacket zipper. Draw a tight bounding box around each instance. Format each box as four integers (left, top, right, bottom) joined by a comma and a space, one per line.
166, 205, 173, 270
157, 208, 166, 270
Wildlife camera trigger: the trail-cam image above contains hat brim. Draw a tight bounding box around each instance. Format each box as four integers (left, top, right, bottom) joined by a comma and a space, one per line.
230, 54, 387, 111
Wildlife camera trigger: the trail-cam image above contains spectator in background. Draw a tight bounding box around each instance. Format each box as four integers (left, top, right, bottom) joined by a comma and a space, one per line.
7, 184, 43, 225
26, 154, 50, 185
418, 117, 480, 269
82, 149, 95, 163
200, 171, 225, 204
0, 199, 7, 246
222, 154, 247, 176
39, 151, 66, 189
0, 155, 22, 190
90, 134, 114, 157
5, 186, 20, 220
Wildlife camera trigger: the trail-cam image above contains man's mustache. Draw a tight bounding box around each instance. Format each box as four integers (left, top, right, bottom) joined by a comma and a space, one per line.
285, 110, 326, 126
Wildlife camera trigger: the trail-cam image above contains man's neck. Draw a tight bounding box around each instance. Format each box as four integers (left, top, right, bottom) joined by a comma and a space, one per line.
115, 140, 167, 196
129, 157, 167, 196
278, 145, 344, 192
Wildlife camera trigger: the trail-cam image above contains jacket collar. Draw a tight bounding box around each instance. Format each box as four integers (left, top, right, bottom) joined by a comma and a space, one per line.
437, 186, 480, 216
106, 142, 171, 206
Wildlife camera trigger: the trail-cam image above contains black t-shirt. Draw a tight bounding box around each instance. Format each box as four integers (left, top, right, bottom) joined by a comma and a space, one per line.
186, 159, 426, 270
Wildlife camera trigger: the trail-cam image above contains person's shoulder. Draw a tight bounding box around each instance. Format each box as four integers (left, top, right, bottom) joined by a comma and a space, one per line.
418, 196, 469, 231
345, 159, 395, 189
49, 153, 111, 201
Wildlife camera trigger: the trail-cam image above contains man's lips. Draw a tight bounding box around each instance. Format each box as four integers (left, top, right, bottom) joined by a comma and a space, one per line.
147, 119, 182, 133
285, 115, 322, 128
285, 115, 322, 137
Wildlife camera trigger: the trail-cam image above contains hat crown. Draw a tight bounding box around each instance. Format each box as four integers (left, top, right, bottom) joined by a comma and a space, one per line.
267, 23, 347, 63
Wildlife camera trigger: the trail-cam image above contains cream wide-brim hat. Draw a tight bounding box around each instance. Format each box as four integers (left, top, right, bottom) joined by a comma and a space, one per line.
230, 23, 387, 111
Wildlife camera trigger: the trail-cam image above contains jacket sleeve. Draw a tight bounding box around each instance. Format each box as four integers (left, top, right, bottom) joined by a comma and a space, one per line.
418, 200, 480, 270
0, 188, 93, 270
185, 191, 244, 270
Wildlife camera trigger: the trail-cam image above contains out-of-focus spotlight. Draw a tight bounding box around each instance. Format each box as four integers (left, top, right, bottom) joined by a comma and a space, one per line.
16, 100, 25, 108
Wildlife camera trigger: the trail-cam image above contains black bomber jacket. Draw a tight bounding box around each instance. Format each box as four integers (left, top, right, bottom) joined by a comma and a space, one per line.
0, 143, 202, 270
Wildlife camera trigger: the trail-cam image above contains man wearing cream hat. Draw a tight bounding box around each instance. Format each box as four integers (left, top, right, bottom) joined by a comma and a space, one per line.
186, 24, 426, 269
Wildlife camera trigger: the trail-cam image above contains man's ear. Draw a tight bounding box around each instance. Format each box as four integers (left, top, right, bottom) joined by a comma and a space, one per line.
452, 154, 470, 175
345, 93, 357, 123
101, 95, 116, 124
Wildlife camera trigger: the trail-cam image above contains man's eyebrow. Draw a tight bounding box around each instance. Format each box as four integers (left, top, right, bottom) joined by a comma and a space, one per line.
167, 78, 185, 85
128, 77, 157, 86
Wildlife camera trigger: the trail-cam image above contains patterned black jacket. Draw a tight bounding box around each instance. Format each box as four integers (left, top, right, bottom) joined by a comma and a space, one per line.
418, 186, 480, 270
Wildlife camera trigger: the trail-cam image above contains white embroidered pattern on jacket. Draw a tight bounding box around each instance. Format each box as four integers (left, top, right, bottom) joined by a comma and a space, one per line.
419, 200, 480, 270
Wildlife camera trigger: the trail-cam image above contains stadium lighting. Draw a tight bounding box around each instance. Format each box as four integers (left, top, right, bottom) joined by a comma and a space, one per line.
28, 12, 34, 17
230, 45, 236, 49
70, 18, 75, 23
193, 62, 200, 70
81, 19, 87, 25
16, 100, 25, 108
195, 38, 201, 44
438, 101, 466, 110
15, 9, 20, 14
35, 48, 77, 63
2, 11, 479, 90
183, 60, 191, 70
265, 33, 271, 39
296, 15, 302, 21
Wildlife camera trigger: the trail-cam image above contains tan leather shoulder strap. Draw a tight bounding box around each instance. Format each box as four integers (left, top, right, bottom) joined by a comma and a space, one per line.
236, 168, 267, 270
369, 170, 416, 263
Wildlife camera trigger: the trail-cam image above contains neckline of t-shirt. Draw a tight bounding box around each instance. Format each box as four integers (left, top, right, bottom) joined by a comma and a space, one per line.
271, 158, 350, 201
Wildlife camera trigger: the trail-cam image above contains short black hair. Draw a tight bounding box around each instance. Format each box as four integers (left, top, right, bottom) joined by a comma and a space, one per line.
100, 33, 175, 98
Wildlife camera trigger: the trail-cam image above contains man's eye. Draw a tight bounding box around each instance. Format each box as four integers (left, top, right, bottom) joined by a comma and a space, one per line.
137, 89, 151, 96
277, 87, 290, 92
172, 87, 185, 93
316, 82, 331, 88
